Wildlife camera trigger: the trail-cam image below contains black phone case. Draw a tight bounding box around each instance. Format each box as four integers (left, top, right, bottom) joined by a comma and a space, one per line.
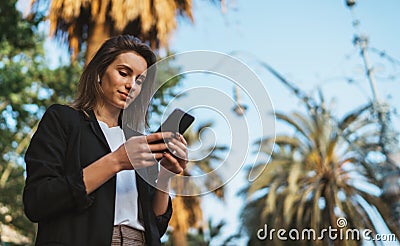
152, 109, 195, 146
156, 108, 195, 134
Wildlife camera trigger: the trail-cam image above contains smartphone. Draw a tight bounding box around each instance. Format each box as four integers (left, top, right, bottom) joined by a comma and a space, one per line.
156, 108, 195, 134
152, 109, 195, 147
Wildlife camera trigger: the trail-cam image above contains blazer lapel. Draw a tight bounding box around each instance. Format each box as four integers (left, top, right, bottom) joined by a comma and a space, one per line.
87, 110, 110, 151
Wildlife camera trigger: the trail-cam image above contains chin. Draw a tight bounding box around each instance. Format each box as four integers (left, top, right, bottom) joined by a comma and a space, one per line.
122, 101, 134, 109
112, 101, 125, 109
125, 97, 137, 107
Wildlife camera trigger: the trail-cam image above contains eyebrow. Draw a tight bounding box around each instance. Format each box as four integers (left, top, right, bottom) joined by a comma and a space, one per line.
116, 64, 146, 80
116, 64, 147, 79
136, 74, 146, 81
116, 64, 133, 73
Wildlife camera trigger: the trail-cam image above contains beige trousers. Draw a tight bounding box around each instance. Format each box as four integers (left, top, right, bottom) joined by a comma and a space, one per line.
111, 225, 145, 246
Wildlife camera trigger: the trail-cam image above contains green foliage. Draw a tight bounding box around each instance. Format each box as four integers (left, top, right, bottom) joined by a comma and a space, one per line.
0, 0, 40, 242
0, 0, 36, 54
240, 94, 397, 245
0, 0, 82, 243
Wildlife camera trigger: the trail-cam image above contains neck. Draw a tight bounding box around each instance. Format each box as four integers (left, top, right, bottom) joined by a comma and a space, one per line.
94, 104, 120, 128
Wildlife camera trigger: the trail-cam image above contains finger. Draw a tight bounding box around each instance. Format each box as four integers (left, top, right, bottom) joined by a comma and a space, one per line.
148, 142, 168, 152
131, 160, 158, 169
167, 141, 187, 159
161, 152, 180, 167
146, 132, 174, 143
177, 158, 187, 170
179, 134, 188, 146
151, 153, 165, 161
168, 138, 187, 151
168, 139, 188, 159
128, 152, 163, 163
161, 152, 183, 174
164, 153, 188, 172
136, 152, 162, 161
154, 153, 164, 160
126, 135, 148, 146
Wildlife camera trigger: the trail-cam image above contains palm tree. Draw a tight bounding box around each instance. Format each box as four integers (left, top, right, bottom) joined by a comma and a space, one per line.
166, 122, 227, 246
29, 0, 222, 64
241, 93, 398, 245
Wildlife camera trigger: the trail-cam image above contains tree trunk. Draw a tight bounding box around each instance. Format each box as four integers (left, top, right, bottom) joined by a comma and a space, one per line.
170, 195, 189, 246
85, 20, 111, 65
171, 228, 187, 246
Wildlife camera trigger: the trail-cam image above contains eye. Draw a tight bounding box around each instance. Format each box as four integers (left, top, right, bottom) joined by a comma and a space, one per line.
136, 76, 146, 86
136, 79, 143, 86
119, 71, 128, 77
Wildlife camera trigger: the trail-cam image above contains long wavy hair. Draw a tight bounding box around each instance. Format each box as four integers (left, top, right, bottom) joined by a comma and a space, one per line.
72, 35, 157, 131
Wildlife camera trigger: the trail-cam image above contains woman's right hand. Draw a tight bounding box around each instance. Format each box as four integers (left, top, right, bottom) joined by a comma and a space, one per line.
112, 132, 174, 171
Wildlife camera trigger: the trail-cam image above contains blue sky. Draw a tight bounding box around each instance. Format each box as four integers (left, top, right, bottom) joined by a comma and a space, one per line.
17, 0, 400, 244
164, 0, 400, 244
168, 0, 399, 118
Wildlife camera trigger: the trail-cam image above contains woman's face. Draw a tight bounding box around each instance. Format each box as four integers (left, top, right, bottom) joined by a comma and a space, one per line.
99, 51, 148, 110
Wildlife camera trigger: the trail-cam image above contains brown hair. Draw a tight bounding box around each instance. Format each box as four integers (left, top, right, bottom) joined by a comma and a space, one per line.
72, 35, 157, 131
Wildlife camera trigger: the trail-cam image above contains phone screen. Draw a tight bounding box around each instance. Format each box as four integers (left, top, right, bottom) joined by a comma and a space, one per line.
156, 109, 195, 134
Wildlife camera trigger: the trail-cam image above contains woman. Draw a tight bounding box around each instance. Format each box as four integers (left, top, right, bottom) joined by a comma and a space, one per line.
23, 35, 187, 245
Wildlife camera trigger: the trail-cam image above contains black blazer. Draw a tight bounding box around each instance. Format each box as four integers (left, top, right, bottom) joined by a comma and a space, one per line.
23, 104, 172, 245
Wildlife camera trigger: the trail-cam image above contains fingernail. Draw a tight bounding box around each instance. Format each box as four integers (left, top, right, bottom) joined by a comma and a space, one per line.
175, 132, 181, 139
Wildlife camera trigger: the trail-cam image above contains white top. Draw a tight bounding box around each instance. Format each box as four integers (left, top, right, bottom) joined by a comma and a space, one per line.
98, 120, 145, 231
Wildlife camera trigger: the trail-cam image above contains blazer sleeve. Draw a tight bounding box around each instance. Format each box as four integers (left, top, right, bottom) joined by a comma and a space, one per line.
148, 165, 173, 237
23, 105, 93, 222
155, 196, 173, 236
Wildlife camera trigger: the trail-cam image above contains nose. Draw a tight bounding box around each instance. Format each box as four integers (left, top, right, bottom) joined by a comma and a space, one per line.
125, 78, 138, 91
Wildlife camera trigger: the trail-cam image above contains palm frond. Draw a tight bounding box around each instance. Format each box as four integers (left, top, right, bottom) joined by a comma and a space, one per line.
240, 93, 397, 244
275, 111, 312, 146
31, 0, 196, 60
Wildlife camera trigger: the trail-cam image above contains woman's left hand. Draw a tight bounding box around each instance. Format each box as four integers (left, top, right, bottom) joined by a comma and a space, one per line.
158, 133, 188, 180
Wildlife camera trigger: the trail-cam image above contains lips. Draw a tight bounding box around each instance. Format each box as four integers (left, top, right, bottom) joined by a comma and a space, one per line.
118, 90, 131, 99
